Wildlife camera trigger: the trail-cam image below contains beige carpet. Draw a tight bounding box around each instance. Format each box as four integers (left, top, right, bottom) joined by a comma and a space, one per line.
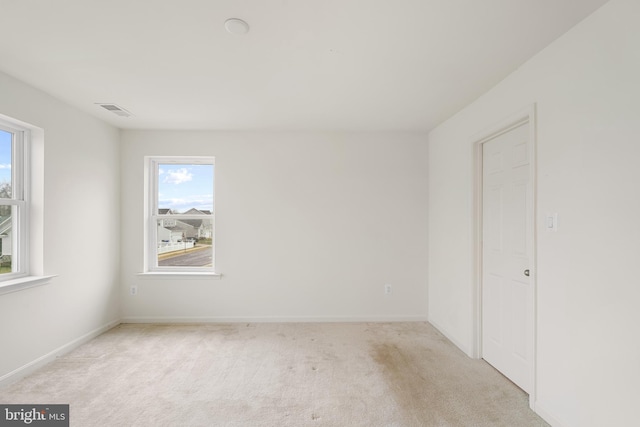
0, 323, 548, 426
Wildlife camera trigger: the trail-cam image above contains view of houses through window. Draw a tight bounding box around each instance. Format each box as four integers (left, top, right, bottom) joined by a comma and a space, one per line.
151, 160, 214, 270
0, 128, 16, 275
0, 122, 28, 280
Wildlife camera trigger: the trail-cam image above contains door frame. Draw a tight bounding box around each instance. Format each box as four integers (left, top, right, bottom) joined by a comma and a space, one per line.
471, 104, 537, 408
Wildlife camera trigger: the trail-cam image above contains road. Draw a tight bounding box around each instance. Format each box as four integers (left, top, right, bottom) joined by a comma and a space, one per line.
158, 245, 212, 267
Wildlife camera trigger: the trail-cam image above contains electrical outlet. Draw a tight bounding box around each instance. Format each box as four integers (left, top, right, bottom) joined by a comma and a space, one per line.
130, 285, 138, 296
545, 213, 558, 232
384, 284, 392, 295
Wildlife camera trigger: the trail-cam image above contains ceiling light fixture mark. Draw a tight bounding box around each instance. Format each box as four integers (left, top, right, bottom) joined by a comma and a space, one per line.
225, 18, 250, 35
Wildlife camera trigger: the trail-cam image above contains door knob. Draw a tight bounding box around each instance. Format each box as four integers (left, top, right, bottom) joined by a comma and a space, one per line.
524, 269, 530, 277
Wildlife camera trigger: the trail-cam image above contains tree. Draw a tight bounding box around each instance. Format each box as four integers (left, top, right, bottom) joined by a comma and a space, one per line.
0, 181, 10, 198
0, 181, 11, 218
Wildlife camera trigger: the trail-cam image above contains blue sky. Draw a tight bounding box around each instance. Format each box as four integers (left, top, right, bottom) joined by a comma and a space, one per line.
158, 163, 213, 213
0, 130, 12, 191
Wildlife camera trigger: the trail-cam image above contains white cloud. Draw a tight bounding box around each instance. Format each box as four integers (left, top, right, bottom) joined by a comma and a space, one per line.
163, 168, 192, 184
0, 164, 11, 169
158, 168, 165, 175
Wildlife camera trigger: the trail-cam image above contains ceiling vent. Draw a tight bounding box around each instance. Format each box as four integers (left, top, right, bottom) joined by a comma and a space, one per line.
96, 103, 132, 117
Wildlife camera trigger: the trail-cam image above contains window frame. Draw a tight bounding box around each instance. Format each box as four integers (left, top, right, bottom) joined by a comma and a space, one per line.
146, 156, 215, 274
0, 119, 29, 282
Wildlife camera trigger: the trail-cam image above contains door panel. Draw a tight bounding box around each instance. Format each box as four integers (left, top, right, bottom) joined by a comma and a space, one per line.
482, 122, 532, 392
512, 180, 528, 256
512, 281, 528, 360
485, 273, 503, 345
486, 186, 503, 252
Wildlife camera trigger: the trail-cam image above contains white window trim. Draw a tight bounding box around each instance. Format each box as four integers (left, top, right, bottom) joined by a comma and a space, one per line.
137, 272, 221, 279
0, 116, 53, 295
145, 156, 217, 275
0, 120, 29, 280
0, 275, 58, 296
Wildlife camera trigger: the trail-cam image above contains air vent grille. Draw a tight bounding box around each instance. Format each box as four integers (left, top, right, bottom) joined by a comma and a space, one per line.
96, 103, 132, 117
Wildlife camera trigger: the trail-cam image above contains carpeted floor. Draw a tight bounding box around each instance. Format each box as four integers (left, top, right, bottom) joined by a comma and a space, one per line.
0, 322, 549, 426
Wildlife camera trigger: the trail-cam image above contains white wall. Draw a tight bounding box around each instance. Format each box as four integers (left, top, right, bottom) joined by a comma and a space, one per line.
121, 131, 428, 321
0, 71, 120, 381
428, 1, 640, 426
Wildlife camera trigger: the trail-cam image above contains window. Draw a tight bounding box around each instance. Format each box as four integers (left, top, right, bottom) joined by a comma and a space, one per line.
147, 157, 215, 273
0, 121, 28, 281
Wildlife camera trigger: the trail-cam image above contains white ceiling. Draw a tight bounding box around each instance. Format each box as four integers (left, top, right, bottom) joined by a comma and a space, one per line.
0, 0, 608, 131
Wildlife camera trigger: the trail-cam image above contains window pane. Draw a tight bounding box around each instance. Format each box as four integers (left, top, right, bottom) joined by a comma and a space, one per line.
0, 130, 12, 199
0, 206, 16, 274
157, 163, 213, 214
156, 218, 213, 267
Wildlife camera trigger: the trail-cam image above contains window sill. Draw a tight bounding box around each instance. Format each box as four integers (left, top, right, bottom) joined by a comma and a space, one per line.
137, 272, 222, 280
0, 275, 57, 296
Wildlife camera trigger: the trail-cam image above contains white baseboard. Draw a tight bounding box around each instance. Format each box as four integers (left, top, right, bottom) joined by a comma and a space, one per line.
121, 315, 428, 324
428, 320, 566, 426
533, 400, 567, 427
0, 319, 121, 388
428, 318, 472, 357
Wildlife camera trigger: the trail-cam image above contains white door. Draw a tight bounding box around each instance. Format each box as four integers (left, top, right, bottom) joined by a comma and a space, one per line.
482, 122, 532, 392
